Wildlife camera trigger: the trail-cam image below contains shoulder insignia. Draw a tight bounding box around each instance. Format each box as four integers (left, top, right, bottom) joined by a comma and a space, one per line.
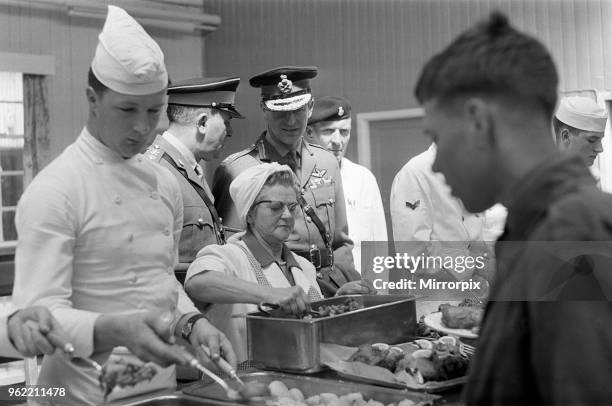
144, 145, 163, 161
406, 200, 420, 210
305, 141, 327, 151
221, 145, 257, 165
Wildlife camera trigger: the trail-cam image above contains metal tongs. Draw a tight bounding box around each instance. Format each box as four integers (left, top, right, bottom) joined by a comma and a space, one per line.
257, 302, 322, 318
200, 344, 244, 385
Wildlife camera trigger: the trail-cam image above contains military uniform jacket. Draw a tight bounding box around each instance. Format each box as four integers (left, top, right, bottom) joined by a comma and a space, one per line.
212, 133, 359, 295
146, 133, 222, 272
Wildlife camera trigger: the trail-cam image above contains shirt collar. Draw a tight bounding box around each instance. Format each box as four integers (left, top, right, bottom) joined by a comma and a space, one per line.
162, 131, 198, 170
504, 153, 595, 238
80, 126, 139, 164
264, 132, 302, 160
242, 231, 301, 270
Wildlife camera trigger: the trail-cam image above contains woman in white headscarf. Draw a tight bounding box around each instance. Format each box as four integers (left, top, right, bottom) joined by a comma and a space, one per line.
184, 163, 323, 362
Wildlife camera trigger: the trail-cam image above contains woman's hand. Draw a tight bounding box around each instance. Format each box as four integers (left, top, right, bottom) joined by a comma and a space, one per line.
266, 286, 310, 316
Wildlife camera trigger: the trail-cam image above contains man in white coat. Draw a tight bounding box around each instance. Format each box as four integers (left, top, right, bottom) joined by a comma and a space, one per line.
553, 96, 608, 189
12, 6, 235, 405
306, 96, 387, 275
390, 144, 491, 301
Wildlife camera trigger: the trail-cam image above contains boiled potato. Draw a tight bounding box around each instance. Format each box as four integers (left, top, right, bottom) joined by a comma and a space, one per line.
288, 388, 305, 402
238, 381, 270, 399
278, 397, 299, 406
339, 392, 365, 406
306, 395, 322, 406
320, 393, 340, 406
269, 380, 290, 398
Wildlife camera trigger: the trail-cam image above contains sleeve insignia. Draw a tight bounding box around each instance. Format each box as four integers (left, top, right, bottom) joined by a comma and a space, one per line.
406, 200, 420, 210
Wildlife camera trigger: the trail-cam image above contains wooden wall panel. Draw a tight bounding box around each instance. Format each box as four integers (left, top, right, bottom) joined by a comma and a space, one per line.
203, 0, 612, 164
0, 1, 206, 167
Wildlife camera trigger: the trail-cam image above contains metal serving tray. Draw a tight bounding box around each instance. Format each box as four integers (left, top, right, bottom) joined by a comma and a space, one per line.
182, 371, 439, 406
246, 295, 416, 372
111, 393, 234, 405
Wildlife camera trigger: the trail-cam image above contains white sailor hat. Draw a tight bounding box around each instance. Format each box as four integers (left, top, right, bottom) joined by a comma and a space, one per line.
249, 66, 317, 112
555, 96, 607, 133
91, 5, 168, 95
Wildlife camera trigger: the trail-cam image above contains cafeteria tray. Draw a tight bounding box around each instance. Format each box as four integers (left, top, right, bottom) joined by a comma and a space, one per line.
246, 295, 417, 372
182, 371, 440, 406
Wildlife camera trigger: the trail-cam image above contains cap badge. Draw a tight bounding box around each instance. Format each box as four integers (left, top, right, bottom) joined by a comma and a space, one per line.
338, 106, 344, 117
277, 74, 293, 94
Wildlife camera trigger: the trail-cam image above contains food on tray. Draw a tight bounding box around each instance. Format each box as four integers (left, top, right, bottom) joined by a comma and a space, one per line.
237, 380, 271, 399
416, 315, 441, 339
308, 298, 364, 318
438, 304, 483, 331
267, 380, 418, 406
457, 298, 485, 308
346, 337, 469, 385
99, 358, 157, 399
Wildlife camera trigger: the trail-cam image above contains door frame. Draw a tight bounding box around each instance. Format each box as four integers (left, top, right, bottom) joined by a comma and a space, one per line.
356, 107, 424, 169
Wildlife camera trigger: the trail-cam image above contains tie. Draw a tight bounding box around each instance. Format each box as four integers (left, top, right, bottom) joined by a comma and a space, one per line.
284, 152, 298, 172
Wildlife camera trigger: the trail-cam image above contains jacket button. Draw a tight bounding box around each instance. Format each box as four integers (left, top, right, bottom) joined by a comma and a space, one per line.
150, 191, 159, 199
163, 228, 171, 236
114, 196, 122, 204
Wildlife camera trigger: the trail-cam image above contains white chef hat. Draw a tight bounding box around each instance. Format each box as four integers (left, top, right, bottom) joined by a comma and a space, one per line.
229, 163, 295, 228
555, 96, 608, 133
91, 5, 168, 95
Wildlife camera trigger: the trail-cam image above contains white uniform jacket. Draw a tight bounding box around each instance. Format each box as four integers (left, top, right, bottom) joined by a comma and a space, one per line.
12, 128, 198, 405
340, 158, 388, 274
390, 144, 487, 280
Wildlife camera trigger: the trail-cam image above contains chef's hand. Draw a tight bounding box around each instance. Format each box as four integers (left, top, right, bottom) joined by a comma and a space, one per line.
336, 279, 377, 296
7, 306, 72, 357
266, 286, 310, 316
94, 311, 193, 367
188, 317, 237, 370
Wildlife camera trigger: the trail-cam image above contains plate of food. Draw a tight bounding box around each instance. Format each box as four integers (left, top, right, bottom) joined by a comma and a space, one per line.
325, 337, 470, 393
423, 301, 484, 339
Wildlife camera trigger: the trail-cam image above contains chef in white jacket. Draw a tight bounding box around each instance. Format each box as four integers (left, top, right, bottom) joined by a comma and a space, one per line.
12, 6, 235, 405
553, 96, 608, 190
306, 96, 387, 275
390, 143, 490, 285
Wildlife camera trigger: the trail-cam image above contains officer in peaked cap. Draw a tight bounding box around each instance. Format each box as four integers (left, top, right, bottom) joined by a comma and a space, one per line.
553, 96, 608, 167
212, 66, 374, 297
146, 77, 243, 283
306, 96, 388, 275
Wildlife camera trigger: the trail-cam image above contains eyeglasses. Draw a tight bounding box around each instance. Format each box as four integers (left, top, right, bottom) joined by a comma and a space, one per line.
254, 200, 300, 215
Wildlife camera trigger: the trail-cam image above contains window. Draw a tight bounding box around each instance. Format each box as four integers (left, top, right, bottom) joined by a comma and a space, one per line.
0, 72, 25, 241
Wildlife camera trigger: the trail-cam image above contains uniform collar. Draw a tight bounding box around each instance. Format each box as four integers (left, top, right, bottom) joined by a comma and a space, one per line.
242, 231, 301, 270
162, 131, 198, 170
504, 154, 595, 239
264, 132, 302, 160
